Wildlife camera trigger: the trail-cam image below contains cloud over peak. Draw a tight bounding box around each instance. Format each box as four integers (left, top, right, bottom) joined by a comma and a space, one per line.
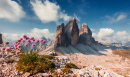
30, 0, 71, 23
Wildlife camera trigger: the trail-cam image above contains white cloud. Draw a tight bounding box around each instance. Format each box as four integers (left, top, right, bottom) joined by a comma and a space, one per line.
74, 13, 80, 21
2, 28, 55, 43
92, 28, 130, 44
0, 0, 25, 22
91, 28, 95, 32
98, 28, 114, 38
3, 33, 22, 42
113, 31, 130, 43
27, 28, 55, 40
30, 0, 71, 23
104, 12, 127, 23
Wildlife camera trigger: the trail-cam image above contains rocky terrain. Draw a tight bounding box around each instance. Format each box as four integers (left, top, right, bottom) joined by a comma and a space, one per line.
40, 18, 130, 76
44, 18, 105, 55
71, 65, 123, 77
0, 18, 129, 76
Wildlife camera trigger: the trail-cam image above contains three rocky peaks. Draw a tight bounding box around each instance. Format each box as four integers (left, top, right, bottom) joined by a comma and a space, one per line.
54, 18, 97, 47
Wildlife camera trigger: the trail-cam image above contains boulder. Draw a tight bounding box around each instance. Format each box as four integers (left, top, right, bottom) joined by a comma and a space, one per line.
43, 73, 50, 77
65, 18, 79, 45
22, 72, 30, 77
0, 33, 3, 44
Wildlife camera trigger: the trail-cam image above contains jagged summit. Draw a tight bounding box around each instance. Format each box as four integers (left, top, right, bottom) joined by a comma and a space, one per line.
42, 18, 107, 55
54, 18, 97, 47
71, 17, 76, 21
80, 23, 92, 36
65, 17, 79, 46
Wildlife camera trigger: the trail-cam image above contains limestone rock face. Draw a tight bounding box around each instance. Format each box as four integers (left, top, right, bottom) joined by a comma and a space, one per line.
0, 33, 3, 44
54, 23, 68, 47
79, 23, 98, 45
65, 18, 79, 45
79, 24, 92, 45
54, 18, 98, 47
79, 23, 92, 36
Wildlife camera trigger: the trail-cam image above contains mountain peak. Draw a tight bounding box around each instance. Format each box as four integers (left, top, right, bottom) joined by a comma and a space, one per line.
80, 23, 92, 36
54, 18, 97, 47
71, 17, 76, 20
81, 23, 88, 28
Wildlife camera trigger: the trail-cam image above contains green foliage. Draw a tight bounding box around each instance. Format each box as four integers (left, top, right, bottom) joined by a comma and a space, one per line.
41, 55, 55, 60
16, 52, 55, 74
65, 63, 78, 69
61, 68, 72, 73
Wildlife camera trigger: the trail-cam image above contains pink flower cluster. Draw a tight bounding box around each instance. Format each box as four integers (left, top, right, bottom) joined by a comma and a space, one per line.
1, 42, 11, 52
13, 35, 46, 52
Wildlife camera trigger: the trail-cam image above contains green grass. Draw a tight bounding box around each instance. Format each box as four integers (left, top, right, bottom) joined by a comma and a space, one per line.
65, 63, 78, 69
61, 68, 72, 73
41, 55, 55, 60
16, 52, 55, 74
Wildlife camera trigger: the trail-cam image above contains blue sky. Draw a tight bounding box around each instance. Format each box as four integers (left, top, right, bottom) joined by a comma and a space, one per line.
0, 0, 130, 44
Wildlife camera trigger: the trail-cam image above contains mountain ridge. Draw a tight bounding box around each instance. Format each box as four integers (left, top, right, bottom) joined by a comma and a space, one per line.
54, 18, 98, 47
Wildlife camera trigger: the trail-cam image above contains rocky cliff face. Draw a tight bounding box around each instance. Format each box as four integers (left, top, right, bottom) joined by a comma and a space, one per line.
79, 23, 98, 45
54, 18, 98, 47
65, 18, 79, 45
54, 23, 68, 47
0, 33, 3, 44
79, 23, 92, 45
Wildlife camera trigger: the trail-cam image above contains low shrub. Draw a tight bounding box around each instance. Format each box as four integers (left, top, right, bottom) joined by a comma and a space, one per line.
61, 68, 72, 73
83, 66, 86, 68
95, 67, 100, 70
16, 52, 55, 74
41, 55, 55, 60
65, 63, 78, 69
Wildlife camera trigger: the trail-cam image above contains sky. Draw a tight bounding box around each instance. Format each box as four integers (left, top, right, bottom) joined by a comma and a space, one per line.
0, 0, 130, 44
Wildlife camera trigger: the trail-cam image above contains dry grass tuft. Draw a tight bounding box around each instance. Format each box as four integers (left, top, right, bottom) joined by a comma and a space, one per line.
95, 67, 101, 70
5, 59, 14, 63
112, 49, 130, 60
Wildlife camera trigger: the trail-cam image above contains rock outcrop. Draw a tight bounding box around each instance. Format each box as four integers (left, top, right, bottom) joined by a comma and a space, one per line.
79, 23, 97, 45
54, 23, 68, 47
0, 33, 3, 44
79, 23, 92, 45
54, 18, 98, 47
65, 18, 79, 45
